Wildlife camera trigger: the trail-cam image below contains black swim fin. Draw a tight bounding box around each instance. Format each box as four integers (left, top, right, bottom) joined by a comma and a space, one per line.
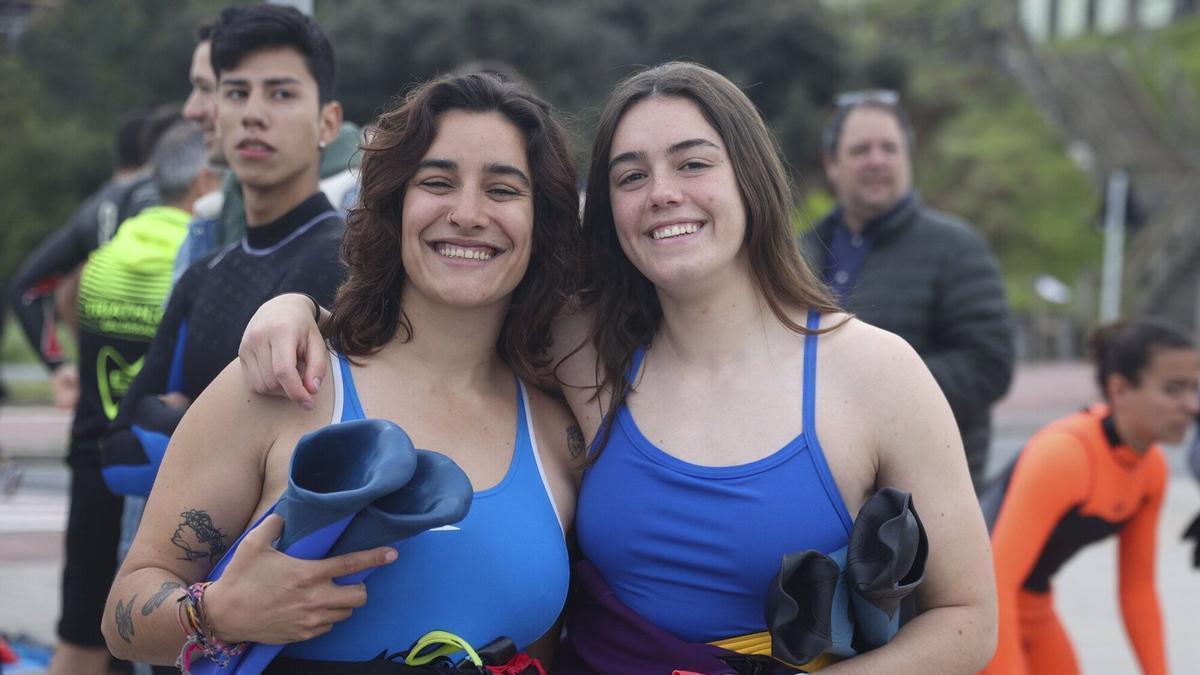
1183, 510, 1200, 570
765, 549, 843, 666
845, 487, 928, 652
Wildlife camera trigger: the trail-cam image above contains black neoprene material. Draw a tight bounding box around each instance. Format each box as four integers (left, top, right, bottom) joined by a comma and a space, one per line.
1023, 508, 1125, 593
846, 488, 928, 617
6, 174, 158, 371
102, 193, 345, 471
766, 549, 842, 665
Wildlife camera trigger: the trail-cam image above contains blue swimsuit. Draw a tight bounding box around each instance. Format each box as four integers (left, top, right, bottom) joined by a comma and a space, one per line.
281, 353, 570, 659
575, 310, 853, 643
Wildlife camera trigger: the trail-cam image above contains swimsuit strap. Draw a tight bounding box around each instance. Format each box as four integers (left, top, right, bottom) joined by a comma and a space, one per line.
627, 344, 648, 384
802, 309, 822, 434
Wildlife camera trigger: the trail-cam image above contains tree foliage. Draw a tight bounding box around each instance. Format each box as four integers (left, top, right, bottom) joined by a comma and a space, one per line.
1, 0, 1107, 316
1, 0, 227, 285
1, 0, 847, 286
829, 0, 1102, 311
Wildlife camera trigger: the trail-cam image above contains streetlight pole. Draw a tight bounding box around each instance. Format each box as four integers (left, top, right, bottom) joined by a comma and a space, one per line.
1099, 168, 1128, 322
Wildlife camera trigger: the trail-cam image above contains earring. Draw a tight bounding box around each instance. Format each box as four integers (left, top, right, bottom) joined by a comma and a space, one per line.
319, 139, 327, 150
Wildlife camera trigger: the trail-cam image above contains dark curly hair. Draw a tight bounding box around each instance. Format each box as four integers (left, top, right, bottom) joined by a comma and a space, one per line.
327, 72, 582, 382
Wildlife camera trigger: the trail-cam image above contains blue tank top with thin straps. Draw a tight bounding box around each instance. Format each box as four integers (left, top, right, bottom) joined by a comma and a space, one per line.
575, 310, 853, 643
281, 352, 570, 659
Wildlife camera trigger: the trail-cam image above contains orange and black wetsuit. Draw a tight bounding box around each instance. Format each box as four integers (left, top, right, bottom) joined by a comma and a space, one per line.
981, 404, 1167, 675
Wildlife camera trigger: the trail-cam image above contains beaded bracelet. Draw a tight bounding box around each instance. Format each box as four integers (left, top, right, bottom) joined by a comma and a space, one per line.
175, 582, 246, 674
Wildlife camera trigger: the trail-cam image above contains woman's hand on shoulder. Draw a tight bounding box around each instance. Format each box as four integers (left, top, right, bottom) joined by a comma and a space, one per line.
239, 293, 328, 410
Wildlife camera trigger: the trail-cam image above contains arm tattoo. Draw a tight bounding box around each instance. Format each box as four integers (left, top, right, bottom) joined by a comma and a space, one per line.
172, 509, 228, 564
141, 581, 183, 616
115, 594, 137, 643
567, 424, 585, 458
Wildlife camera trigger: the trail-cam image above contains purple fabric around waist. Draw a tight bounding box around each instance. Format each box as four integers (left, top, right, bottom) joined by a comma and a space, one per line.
554, 559, 757, 675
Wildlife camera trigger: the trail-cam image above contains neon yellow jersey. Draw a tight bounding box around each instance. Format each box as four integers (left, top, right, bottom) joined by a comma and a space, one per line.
77, 205, 188, 426
78, 205, 189, 340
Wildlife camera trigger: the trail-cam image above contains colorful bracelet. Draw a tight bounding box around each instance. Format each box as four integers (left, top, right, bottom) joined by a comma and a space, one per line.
175, 582, 246, 674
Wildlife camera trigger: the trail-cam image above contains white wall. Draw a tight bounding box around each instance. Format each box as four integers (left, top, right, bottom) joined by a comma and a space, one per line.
1021, 0, 1176, 41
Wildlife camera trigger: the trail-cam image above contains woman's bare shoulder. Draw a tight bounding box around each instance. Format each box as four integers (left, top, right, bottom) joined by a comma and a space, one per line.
818, 314, 927, 388
187, 354, 339, 458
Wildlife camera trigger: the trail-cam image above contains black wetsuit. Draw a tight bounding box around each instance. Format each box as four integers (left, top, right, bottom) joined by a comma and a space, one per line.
101, 193, 346, 496
5, 172, 157, 647
55, 204, 188, 648
6, 173, 158, 372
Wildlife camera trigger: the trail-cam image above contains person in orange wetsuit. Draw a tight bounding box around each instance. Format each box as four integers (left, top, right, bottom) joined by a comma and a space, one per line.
981, 319, 1200, 674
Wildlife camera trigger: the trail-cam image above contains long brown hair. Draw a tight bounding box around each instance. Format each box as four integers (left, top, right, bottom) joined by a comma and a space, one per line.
580, 61, 841, 449
328, 72, 581, 382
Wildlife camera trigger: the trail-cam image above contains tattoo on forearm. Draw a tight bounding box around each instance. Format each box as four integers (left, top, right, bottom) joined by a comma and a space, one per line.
116, 594, 136, 644
172, 509, 228, 564
567, 424, 585, 458
141, 581, 183, 616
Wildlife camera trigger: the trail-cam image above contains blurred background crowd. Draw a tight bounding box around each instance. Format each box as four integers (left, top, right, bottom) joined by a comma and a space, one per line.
5, 0, 1200, 374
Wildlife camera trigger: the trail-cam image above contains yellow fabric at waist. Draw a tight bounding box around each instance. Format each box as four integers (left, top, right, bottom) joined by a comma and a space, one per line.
708, 632, 842, 672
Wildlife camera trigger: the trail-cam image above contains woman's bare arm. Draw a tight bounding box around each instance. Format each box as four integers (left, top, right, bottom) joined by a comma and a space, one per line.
822, 324, 997, 674
102, 361, 395, 665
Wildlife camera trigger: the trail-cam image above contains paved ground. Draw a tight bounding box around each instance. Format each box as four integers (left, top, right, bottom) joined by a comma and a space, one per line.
1, 361, 1197, 673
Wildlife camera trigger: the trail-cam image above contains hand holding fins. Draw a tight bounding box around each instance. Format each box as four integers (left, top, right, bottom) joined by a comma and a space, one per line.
193, 419, 420, 675
205, 419, 419, 581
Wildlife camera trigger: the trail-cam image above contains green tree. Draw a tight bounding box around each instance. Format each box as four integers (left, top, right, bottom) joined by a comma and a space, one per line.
0, 0, 225, 285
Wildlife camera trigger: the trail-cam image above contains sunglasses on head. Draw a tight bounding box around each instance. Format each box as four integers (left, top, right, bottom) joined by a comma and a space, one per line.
834, 89, 900, 107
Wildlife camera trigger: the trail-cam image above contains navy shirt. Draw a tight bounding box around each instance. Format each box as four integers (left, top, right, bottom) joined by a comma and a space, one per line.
822, 192, 915, 305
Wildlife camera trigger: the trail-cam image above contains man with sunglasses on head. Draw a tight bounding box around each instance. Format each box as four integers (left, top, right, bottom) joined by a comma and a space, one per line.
804, 91, 1014, 493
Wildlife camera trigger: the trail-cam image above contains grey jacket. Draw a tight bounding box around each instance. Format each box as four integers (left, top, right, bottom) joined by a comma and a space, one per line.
803, 195, 1015, 489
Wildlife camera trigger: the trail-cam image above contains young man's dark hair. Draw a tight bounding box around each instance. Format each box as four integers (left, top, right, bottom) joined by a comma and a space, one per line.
195, 17, 215, 42
209, 4, 337, 103
137, 103, 183, 165
115, 108, 150, 170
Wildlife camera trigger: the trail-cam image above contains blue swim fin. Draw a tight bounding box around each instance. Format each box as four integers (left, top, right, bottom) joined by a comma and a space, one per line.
193, 419, 418, 675
229, 451, 473, 672
207, 419, 418, 581
329, 449, 473, 585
